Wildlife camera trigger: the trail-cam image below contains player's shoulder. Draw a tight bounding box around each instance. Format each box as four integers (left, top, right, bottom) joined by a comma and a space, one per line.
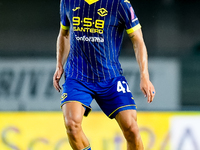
118, 0, 132, 10
120, 0, 131, 5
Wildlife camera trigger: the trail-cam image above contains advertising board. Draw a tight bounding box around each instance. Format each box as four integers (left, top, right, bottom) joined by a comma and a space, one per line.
1, 112, 199, 150
0, 58, 180, 111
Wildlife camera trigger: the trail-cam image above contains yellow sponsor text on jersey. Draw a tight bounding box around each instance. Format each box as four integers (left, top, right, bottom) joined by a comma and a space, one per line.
72, 17, 104, 34
73, 17, 105, 29
73, 27, 103, 34
97, 8, 108, 17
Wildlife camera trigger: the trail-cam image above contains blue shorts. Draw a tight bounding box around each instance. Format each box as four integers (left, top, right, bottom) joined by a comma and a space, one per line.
60, 76, 137, 119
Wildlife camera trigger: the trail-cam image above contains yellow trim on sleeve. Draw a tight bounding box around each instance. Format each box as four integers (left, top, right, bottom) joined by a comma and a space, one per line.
126, 24, 141, 34
60, 22, 70, 30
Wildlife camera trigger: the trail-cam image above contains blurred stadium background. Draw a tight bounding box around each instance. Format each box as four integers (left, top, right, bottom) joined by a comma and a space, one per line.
0, 0, 200, 149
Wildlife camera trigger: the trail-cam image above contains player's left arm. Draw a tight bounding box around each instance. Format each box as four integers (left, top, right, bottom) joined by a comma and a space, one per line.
128, 29, 155, 103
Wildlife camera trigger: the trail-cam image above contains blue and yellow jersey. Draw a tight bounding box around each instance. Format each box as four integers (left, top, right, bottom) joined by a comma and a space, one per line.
60, 0, 141, 82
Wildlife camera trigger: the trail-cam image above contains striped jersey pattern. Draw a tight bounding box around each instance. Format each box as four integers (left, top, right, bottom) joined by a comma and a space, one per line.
60, 0, 141, 82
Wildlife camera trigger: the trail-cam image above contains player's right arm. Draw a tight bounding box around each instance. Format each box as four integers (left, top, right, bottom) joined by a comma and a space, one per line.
53, 27, 70, 92
53, 0, 70, 92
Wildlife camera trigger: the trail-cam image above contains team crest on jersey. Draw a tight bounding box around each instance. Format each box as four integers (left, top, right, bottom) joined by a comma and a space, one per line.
97, 8, 108, 17
61, 93, 68, 101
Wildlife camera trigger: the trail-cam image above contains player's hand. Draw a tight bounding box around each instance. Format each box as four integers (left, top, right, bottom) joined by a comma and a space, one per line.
53, 67, 64, 92
140, 76, 155, 103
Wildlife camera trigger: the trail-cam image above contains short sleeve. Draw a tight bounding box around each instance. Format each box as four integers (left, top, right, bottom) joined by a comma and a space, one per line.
118, 0, 141, 34
60, 0, 70, 30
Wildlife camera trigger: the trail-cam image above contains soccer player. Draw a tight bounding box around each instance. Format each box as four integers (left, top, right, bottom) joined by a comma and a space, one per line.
53, 0, 155, 149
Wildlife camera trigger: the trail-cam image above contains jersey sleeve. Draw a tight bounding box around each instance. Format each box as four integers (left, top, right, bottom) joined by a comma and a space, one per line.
60, 0, 70, 30
118, 0, 141, 34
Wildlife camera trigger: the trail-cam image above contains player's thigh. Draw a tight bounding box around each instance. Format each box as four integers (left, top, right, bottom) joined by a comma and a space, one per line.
115, 109, 138, 132
62, 102, 85, 128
